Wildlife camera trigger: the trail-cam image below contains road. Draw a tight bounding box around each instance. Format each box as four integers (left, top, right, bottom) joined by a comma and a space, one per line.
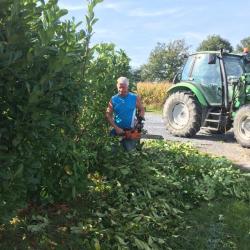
144, 112, 250, 170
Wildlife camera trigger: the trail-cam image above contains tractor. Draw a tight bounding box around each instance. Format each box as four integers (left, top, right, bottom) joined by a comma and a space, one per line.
163, 49, 250, 148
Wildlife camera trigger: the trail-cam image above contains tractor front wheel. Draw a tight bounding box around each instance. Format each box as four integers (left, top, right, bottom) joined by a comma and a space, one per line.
163, 91, 202, 137
234, 105, 250, 148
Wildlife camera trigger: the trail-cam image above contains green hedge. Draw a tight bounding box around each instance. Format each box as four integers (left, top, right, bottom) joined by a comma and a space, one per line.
0, 0, 130, 220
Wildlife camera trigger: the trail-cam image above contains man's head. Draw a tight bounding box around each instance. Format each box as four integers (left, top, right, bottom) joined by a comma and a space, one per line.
117, 76, 129, 96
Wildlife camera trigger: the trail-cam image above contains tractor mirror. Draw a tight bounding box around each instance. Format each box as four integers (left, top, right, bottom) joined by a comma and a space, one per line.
208, 54, 217, 64
172, 72, 181, 84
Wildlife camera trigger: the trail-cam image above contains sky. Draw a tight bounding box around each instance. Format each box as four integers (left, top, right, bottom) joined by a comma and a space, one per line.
58, 0, 250, 68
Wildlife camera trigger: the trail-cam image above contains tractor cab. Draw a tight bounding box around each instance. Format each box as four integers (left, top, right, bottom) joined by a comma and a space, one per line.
178, 50, 250, 107
163, 49, 250, 148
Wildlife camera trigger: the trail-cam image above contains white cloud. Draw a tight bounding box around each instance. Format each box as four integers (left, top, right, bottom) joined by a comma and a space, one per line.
101, 2, 122, 12
58, 3, 87, 11
128, 8, 180, 17
183, 32, 206, 42
183, 32, 206, 40
96, 0, 133, 13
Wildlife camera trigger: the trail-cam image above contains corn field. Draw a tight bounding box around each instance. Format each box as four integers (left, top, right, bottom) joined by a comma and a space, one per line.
136, 81, 172, 110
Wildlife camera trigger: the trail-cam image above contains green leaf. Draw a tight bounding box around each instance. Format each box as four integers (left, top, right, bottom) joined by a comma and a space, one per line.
12, 134, 23, 147
115, 236, 126, 245
94, 239, 101, 250
134, 238, 151, 250
72, 185, 76, 198
14, 164, 24, 178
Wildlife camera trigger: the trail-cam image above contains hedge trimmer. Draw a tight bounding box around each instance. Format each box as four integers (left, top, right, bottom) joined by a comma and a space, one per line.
122, 116, 145, 140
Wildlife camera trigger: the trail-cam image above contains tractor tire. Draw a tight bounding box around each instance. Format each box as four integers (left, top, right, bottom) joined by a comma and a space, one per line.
234, 105, 250, 148
163, 91, 202, 137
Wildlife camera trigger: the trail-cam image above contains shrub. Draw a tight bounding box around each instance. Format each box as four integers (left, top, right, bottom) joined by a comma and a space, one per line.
0, 0, 130, 220
0, 0, 96, 218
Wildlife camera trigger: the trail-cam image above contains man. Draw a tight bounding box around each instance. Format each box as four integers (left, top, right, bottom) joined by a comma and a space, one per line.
106, 76, 145, 151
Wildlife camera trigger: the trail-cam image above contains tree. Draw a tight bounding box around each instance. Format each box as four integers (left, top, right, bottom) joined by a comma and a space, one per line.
129, 67, 142, 84
83, 42, 131, 151
236, 36, 250, 52
141, 39, 189, 82
197, 35, 233, 52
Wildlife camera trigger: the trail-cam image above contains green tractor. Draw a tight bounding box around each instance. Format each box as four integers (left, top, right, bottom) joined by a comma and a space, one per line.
163, 49, 250, 148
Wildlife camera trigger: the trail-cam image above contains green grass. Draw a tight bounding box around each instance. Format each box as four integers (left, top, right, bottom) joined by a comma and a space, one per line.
180, 199, 250, 250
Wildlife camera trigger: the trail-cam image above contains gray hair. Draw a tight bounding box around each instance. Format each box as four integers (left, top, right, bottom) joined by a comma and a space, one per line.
117, 76, 129, 85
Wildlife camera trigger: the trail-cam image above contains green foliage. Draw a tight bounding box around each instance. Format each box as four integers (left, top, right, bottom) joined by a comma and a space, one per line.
141, 40, 189, 82
1, 141, 250, 249
197, 34, 233, 52
0, 0, 91, 217
129, 67, 142, 84
80, 42, 131, 164
236, 36, 250, 53
0, 0, 131, 221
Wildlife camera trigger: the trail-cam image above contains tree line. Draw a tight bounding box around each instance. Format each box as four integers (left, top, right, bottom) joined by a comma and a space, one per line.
134, 35, 250, 83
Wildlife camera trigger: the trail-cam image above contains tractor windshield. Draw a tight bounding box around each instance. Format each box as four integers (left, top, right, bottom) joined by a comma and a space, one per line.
224, 55, 250, 76
224, 56, 245, 78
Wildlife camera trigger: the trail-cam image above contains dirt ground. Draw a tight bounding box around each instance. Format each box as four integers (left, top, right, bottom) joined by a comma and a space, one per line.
144, 112, 250, 170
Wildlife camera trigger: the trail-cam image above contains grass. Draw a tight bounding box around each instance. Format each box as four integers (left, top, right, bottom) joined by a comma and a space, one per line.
180, 199, 250, 250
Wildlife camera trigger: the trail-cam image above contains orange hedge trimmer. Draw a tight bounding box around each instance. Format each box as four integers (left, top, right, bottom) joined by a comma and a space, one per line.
122, 116, 145, 140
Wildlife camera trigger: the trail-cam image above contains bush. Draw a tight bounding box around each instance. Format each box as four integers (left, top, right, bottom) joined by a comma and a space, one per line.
0, 0, 130, 220
0, 0, 95, 218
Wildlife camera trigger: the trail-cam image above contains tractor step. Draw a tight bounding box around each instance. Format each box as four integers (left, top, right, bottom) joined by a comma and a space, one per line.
208, 112, 221, 115
205, 119, 220, 123
202, 109, 225, 130
201, 126, 218, 131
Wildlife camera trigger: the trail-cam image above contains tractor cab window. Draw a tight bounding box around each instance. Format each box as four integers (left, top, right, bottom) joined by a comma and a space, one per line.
181, 55, 194, 81
191, 54, 221, 85
189, 53, 222, 106
224, 56, 244, 77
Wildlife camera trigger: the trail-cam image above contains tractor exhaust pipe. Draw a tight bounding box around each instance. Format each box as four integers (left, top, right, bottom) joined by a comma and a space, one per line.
220, 48, 229, 110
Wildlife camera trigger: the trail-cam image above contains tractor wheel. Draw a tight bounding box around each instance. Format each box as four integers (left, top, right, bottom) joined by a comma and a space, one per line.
163, 91, 202, 137
234, 105, 250, 148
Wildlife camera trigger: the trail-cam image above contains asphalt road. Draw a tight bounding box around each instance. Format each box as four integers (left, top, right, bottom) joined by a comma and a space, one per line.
144, 112, 250, 170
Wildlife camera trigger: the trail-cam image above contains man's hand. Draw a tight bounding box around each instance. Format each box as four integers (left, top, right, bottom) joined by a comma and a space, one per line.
115, 127, 124, 135
138, 116, 145, 122
136, 96, 145, 119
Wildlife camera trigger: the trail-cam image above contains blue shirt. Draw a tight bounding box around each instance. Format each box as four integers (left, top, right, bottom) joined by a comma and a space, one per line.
112, 92, 137, 129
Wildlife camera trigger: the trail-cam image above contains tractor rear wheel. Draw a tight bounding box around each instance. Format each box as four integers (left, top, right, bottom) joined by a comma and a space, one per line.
234, 105, 250, 148
163, 91, 202, 137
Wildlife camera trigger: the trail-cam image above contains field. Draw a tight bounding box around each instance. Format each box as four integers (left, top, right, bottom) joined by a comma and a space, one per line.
136, 81, 172, 111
